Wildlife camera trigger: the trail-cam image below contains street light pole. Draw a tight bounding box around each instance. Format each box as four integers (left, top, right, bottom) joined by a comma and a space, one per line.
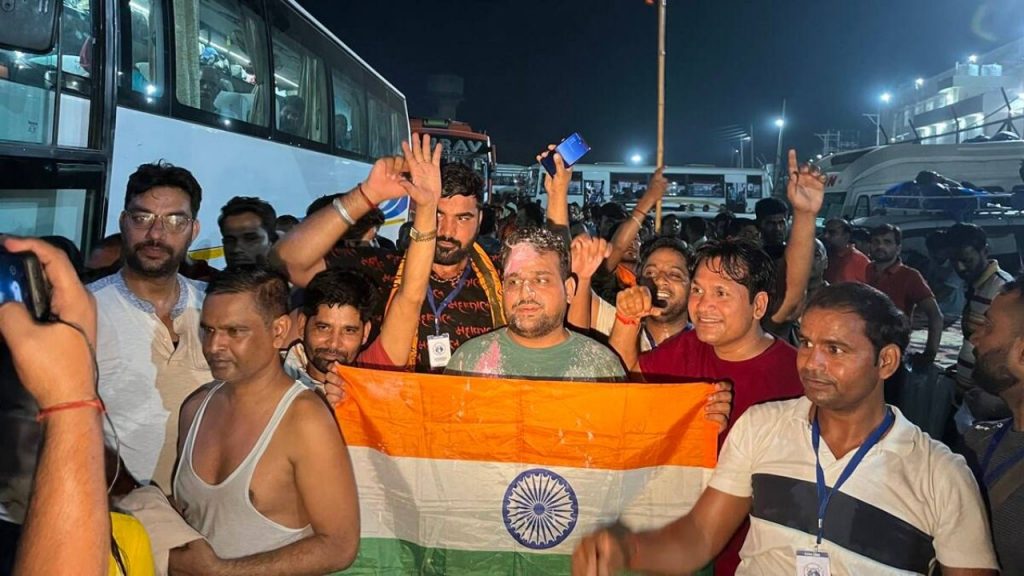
774, 99, 786, 195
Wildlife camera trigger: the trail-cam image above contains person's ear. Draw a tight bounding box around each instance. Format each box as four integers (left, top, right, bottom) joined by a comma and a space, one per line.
751, 291, 769, 320
564, 276, 577, 305
271, 314, 292, 349
877, 343, 901, 380
362, 321, 371, 346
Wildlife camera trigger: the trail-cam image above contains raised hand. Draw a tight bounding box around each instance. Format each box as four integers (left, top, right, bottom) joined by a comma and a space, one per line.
537, 145, 572, 198
401, 133, 443, 207
615, 285, 662, 323
571, 234, 611, 280
361, 155, 411, 206
786, 149, 825, 216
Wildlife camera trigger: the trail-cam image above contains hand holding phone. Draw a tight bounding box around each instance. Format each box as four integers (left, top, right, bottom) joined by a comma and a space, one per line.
540, 133, 591, 177
0, 236, 97, 409
0, 248, 50, 321
638, 276, 668, 309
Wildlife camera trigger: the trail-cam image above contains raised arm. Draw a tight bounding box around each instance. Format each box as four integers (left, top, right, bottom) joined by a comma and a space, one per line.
605, 168, 666, 271
771, 149, 825, 324
379, 134, 443, 365
1, 237, 108, 576
567, 234, 611, 331
537, 146, 571, 231
270, 156, 412, 287
608, 285, 659, 375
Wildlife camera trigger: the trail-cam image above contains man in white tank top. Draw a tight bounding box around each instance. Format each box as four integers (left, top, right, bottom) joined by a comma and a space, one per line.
169, 265, 359, 574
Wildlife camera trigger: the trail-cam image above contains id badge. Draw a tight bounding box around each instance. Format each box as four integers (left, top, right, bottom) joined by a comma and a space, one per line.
795, 549, 831, 576
427, 333, 453, 369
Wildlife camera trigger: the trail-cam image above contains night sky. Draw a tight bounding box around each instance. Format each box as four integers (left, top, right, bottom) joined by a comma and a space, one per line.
298, 0, 1023, 167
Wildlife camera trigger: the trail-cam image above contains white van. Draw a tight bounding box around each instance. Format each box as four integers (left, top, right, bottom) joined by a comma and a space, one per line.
817, 140, 1024, 220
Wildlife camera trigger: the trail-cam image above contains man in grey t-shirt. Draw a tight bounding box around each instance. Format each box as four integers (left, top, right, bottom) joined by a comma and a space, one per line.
446, 226, 625, 382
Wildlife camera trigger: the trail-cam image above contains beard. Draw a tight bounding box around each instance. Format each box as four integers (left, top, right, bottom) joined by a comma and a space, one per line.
434, 235, 472, 265
310, 347, 357, 373
973, 345, 1017, 396
507, 301, 562, 339
125, 239, 186, 278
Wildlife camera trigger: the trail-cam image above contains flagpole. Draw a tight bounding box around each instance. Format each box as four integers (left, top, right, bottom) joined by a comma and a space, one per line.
654, 0, 666, 233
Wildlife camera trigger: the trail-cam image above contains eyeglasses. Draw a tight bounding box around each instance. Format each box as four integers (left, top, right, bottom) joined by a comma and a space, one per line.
123, 211, 194, 234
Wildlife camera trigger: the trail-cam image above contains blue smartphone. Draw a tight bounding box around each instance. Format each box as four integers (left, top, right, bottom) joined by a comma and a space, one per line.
541, 133, 591, 176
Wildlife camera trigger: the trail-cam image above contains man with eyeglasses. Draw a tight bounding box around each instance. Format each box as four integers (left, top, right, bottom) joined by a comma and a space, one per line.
88, 161, 212, 492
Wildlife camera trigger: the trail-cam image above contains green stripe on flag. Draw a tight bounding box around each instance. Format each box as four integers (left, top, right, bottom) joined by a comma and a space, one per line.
331, 538, 712, 575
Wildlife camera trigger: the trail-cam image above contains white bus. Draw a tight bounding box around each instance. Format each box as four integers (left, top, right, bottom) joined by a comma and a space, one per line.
531, 163, 768, 214
0, 0, 410, 265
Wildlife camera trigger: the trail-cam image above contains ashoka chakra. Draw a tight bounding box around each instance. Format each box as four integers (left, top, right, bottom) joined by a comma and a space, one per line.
502, 468, 579, 550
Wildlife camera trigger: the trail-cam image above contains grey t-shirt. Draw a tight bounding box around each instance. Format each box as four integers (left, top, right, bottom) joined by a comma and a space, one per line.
965, 420, 1024, 574
445, 328, 625, 382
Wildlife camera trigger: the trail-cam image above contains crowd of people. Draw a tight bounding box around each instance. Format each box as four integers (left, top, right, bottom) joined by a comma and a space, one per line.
1, 133, 1022, 576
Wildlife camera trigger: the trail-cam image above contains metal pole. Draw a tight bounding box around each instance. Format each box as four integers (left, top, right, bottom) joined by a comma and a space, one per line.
876, 103, 881, 146
750, 123, 754, 168
774, 99, 786, 195
739, 138, 744, 168
654, 0, 666, 233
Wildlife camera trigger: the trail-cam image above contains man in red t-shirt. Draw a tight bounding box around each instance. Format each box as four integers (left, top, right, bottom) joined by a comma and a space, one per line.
609, 152, 825, 576
822, 217, 869, 284
866, 223, 942, 369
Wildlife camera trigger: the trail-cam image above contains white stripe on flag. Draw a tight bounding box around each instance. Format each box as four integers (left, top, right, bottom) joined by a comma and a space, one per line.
351, 446, 712, 554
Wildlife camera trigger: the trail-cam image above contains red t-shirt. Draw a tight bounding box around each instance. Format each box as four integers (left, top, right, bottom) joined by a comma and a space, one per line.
639, 330, 803, 430
638, 329, 804, 576
355, 338, 397, 369
866, 259, 933, 316
824, 246, 870, 284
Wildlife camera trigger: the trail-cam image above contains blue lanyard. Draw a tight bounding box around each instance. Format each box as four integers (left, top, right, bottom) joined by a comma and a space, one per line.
980, 419, 1024, 487
812, 407, 895, 546
426, 265, 472, 335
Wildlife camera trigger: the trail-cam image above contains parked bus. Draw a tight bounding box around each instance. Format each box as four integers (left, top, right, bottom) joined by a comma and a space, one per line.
410, 117, 495, 200
531, 163, 767, 213
0, 0, 410, 266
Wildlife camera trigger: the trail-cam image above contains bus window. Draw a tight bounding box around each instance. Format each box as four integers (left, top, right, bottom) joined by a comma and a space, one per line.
125, 0, 165, 98
367, 80, 399, 157
271, 25, 327, 143
0, 0, 94, 145
173, 0, 268, 126
330, 63, 367, 156
389, 91, 409, 152
0, 189, 94, 247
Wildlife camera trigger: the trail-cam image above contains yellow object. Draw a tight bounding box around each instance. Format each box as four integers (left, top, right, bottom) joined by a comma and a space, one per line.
109, 512, 156, 576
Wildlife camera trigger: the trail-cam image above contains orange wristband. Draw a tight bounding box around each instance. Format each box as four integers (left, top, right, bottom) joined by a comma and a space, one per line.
615, 312, 640, 326
36, 398, 105, 422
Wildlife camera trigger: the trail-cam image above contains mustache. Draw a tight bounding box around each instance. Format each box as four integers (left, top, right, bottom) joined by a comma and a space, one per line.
800, 371, 835, 384
313, 347, 344, 358
133, 240, 173, 254
436, 236, 462, 249
513, 300, 542, 309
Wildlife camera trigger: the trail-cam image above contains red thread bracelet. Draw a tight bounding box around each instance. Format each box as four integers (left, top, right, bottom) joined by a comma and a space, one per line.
357, 184, 376, 208
615, 312, 640, 326
36, 398, 105, 422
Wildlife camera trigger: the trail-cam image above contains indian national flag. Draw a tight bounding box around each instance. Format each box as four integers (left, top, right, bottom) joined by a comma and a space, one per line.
333, 365, 718, 575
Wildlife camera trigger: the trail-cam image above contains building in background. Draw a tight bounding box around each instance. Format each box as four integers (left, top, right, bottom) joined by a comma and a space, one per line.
883, 39, 1024, 145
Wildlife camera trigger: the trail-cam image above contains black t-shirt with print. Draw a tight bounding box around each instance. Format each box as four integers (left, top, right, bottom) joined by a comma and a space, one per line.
325, 245, 503, 372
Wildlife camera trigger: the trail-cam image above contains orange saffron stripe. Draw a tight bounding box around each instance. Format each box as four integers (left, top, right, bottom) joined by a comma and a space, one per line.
333, 365, 718, 471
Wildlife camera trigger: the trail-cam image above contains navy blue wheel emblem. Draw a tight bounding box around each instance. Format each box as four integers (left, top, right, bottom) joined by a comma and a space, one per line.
502, 468, 578, 549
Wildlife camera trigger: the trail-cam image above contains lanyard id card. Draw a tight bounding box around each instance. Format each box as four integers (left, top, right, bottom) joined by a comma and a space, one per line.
428, 333, 452, 369
795, 549, 831, 576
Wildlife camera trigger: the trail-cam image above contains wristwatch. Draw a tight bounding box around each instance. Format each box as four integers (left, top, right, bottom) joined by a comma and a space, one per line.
409, 227, 438, 242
